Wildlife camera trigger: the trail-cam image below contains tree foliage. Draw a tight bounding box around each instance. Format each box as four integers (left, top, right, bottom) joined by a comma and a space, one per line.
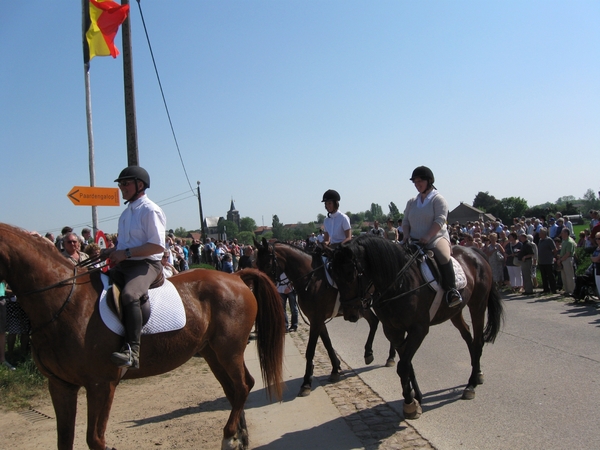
239, 217, 257, 233
217, 219, 238, 239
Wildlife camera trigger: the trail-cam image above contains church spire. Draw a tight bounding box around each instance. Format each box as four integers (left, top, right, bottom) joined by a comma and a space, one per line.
230, 197, 236, 212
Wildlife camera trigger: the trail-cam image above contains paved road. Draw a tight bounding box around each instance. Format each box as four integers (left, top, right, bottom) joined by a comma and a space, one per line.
325, 293, 600, 450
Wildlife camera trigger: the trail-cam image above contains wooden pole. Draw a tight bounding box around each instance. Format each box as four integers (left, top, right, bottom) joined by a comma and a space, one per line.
83, 0, 98, 235
121, 0, 139, 166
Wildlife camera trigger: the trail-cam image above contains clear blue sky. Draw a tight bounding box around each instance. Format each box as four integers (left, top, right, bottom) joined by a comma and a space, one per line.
1, 1, 598, 235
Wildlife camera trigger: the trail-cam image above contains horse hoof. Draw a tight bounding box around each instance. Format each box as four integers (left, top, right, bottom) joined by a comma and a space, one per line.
385, 358, 395, 368
403, 399, 422, 419
462, 386, 476, 400
222, 436, 246, 450
329, 372, 341, 383
298, 386, 312, 397
364, 354, 374, 365
476, 372, 485, 385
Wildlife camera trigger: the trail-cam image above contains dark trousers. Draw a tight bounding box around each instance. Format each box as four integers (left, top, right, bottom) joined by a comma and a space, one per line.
539, 263, 556, 293
111, 259, 162, 306
280, 292, 298, 329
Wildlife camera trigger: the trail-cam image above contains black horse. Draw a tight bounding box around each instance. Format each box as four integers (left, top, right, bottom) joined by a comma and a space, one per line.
328, 235, 504, 419
255, 238, 396, 397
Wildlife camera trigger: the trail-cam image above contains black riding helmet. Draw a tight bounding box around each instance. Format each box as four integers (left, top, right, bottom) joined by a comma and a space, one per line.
409, 166, 434, 184
321, 189, 341, 202
115, 166, 151, 189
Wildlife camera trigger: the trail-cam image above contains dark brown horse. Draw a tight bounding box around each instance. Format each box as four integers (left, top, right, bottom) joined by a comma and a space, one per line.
255, 238, 395, 397
328, 235, 504, 419
0, 224, 285, 450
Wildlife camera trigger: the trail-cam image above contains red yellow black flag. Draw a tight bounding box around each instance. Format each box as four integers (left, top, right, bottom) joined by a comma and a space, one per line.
83, 0, 130, 64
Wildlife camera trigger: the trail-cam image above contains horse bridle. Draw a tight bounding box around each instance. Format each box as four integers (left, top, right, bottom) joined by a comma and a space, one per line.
265, 242, 324, 293
344, 243, 433, 308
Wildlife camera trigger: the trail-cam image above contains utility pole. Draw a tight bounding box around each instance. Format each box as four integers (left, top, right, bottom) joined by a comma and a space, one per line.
121, 0, 139, 166
197, 181, 207, 241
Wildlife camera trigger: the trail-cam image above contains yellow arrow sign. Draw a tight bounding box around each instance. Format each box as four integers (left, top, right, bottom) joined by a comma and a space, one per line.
67, 186, 120, 207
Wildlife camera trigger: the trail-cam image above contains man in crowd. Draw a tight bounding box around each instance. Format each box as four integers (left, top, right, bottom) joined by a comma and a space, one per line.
558, 227, 576, 296
61, 232, 90, 265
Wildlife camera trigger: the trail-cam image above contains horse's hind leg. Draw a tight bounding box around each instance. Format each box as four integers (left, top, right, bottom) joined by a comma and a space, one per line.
202, 346, 253, 450
48, 378, 80, 450
85, 381, 118, 450
450, 313, 482, 400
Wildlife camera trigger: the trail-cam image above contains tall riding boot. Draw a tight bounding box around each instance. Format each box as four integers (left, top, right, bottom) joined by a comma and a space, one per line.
439, 262, 462, 308
111, 299, 142, 369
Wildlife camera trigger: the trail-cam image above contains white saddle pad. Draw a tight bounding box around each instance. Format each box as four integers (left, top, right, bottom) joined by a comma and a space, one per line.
420, 257, 467, 322
99, 274, 186, 336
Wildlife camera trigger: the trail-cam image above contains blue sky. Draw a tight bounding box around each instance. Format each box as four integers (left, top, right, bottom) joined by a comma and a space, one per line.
1, 1, 598, 235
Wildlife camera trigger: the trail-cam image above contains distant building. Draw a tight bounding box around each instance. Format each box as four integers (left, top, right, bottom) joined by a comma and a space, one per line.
447, 203, 496, 225
227, 198, 240, 229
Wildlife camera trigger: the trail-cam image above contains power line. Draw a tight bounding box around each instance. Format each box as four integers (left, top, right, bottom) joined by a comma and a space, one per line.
135, 0, 196, 197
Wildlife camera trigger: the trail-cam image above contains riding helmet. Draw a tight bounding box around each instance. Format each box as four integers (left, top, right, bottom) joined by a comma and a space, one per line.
322, 189, 341, 202
409, 166, 434, 184
115, 166, 151, 188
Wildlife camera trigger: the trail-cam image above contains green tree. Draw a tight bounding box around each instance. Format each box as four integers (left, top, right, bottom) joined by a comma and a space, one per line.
237, 231, 255, 245
272, 215, 284, 240
217, 219, 238, 239
496, 197, 528, 224
316, 213, 326, 224
240, 217, 257, 232
388, 202, 400, 220
349, 211, 365, 225
173, 227, 187, 237
582, 188, 600, 214
473, 191, 498, 213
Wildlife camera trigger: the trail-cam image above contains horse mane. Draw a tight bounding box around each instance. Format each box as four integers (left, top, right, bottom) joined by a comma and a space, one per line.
0, 223, 73, 269
349, 235, 408, 287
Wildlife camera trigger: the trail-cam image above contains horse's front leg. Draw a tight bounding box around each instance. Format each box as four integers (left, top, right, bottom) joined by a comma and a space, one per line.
48, 378, 80, 450
361, 308, 379, 365
299, 320, 319, 397
85, 380, 119, 450
397, 330, 427, 420
319, 325, 341, 382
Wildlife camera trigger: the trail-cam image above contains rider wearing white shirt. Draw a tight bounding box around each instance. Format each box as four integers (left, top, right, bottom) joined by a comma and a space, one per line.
321, 190, 352, 247
106, 166, 166, 369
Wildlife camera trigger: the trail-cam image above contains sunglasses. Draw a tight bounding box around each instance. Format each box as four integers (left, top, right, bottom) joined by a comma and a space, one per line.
65, 240, 78, 244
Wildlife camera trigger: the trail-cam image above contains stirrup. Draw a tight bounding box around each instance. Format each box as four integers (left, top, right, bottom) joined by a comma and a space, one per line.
111, 343, 139, 369
446, 289, 462, 308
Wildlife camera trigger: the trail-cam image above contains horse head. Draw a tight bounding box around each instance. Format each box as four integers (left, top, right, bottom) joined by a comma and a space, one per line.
255, 237, 280, 283
328, 241, 372, 309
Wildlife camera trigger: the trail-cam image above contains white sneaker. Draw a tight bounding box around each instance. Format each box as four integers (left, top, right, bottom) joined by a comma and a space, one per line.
2, 361, 16, 371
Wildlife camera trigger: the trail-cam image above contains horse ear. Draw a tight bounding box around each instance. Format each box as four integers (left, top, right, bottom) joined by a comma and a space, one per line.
253, 238, 260, 248
261, 237, 268, 247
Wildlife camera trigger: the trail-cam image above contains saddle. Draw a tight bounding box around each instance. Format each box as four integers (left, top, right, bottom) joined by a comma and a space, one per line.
106, 270, 165, 325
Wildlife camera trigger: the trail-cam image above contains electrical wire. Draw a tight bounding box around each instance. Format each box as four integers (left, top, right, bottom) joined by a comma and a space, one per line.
135, 0, 196, 197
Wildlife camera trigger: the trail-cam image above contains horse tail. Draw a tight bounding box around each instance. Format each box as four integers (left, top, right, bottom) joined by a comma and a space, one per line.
236, 268, 285, 401
483, 283, 505, 344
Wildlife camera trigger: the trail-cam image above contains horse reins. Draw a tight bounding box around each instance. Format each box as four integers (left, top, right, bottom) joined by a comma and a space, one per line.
23, 261, 106, 335
350, 243, 433, 308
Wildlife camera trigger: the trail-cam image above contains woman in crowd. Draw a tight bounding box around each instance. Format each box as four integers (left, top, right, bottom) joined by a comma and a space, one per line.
385, 218, 399, 242
504, 232, 523, 293
483, 232, 506, 288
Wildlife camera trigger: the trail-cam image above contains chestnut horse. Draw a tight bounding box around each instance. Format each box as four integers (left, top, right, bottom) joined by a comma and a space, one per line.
328, 235, 504, 419
255, 238, 395, 397
0, 224, 285, 450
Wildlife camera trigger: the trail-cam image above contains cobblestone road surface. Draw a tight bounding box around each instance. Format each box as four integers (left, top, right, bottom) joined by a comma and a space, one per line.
289, 321, 436, 450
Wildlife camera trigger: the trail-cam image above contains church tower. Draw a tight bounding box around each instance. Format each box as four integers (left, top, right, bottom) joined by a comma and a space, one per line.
227, 198, 240, 229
